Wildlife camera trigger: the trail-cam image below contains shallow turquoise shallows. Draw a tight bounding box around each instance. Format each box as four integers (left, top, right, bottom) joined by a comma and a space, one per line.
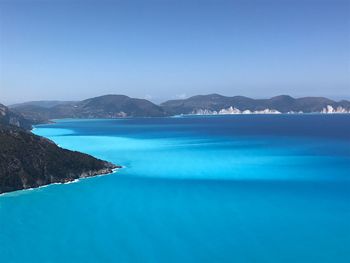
1, 115, 350, 263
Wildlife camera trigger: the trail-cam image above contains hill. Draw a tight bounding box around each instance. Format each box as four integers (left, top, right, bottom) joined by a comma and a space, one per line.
161, 94, 350, 114
12, 95, 166, 122
9, 100, 76, 109
11, 94, 350, 120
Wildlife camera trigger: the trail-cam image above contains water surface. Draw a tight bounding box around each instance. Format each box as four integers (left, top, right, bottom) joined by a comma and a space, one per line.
1, 115, 350, 262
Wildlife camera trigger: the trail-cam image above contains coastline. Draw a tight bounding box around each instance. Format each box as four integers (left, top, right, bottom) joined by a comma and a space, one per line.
0, 124, 122, 196
0, 167, 121, 197
7, 113, 348, 196
31, 112, 350, 129
175, 112, 350, 118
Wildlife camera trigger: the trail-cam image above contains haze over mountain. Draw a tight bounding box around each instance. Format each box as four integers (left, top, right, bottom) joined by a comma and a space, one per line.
9, 100, 76, 109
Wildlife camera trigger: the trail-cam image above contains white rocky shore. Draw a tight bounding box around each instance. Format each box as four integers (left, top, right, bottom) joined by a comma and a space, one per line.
191, 105, 350, 115
193, 107, 281, 115
321, 105, 350, 114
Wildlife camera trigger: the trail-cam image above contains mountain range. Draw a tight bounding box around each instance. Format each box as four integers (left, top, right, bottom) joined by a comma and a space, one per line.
2, 93, 349, 193
8, 94, 350, 122
161, 94, 350, 115
10, 95, 166, 123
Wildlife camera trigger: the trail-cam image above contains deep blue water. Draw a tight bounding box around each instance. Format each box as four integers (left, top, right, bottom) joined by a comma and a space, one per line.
1, 115, 350, 262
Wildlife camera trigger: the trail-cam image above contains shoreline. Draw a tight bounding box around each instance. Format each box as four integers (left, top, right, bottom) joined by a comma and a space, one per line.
0, 124, 122, 197
40, 112, 350, 123
0, 167, 121, 197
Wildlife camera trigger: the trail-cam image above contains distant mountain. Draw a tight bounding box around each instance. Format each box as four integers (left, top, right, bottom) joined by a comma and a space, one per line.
12, 95, 166, 122
9, 100, 76, 109
11, 94, 350, 121
0, 103, 118, 194
161, 94, 350, 115
8, 104, 55, 124
76, 95, 166, 118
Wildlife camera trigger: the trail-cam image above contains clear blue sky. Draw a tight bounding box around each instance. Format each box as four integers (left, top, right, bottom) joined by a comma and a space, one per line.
0, 0, 349, 104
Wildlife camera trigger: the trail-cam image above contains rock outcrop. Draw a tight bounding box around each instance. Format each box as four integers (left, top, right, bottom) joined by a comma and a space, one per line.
0, 125, 118, 194
0, 103, 33, 129
0, 103, 119, 194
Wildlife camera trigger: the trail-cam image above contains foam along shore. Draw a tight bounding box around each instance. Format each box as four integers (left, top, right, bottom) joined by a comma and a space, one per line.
0, 167, 122, 197
191, 105, 350, 115
0, 123, 123, 194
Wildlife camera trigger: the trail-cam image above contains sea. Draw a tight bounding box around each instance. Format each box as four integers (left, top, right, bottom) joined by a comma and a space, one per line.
1, 115, 350, 262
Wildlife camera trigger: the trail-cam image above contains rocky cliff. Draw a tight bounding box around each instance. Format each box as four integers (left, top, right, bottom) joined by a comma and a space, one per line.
0, 103, 33, 129
0, 125, 118, 194
0, 103, 119, 194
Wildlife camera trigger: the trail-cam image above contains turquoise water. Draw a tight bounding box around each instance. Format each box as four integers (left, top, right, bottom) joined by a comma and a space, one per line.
1, 115, 350, 262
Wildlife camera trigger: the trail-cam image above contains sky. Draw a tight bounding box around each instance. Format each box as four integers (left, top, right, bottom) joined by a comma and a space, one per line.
0, 0, 349, 104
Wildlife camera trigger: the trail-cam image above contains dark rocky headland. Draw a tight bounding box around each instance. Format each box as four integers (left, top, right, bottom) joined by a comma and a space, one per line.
0, 103, 119, 194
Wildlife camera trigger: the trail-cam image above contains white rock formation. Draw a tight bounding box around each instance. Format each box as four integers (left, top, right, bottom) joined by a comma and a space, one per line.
192, 105, 350, 115
192, 106, 281, 115
321, 105, 350, 114
193, 109, 218, 115
219, 106, 241, 114
253, 109, 281, 114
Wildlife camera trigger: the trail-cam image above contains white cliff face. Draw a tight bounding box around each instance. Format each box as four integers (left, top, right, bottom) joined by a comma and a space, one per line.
191, 105, 350, 115
193, 109, 218, 115
253, 109, 281, 114
192, 106, 281, 115
219, 106, 241, 114
321, 105, 350, 114
117, 111, 127, 117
